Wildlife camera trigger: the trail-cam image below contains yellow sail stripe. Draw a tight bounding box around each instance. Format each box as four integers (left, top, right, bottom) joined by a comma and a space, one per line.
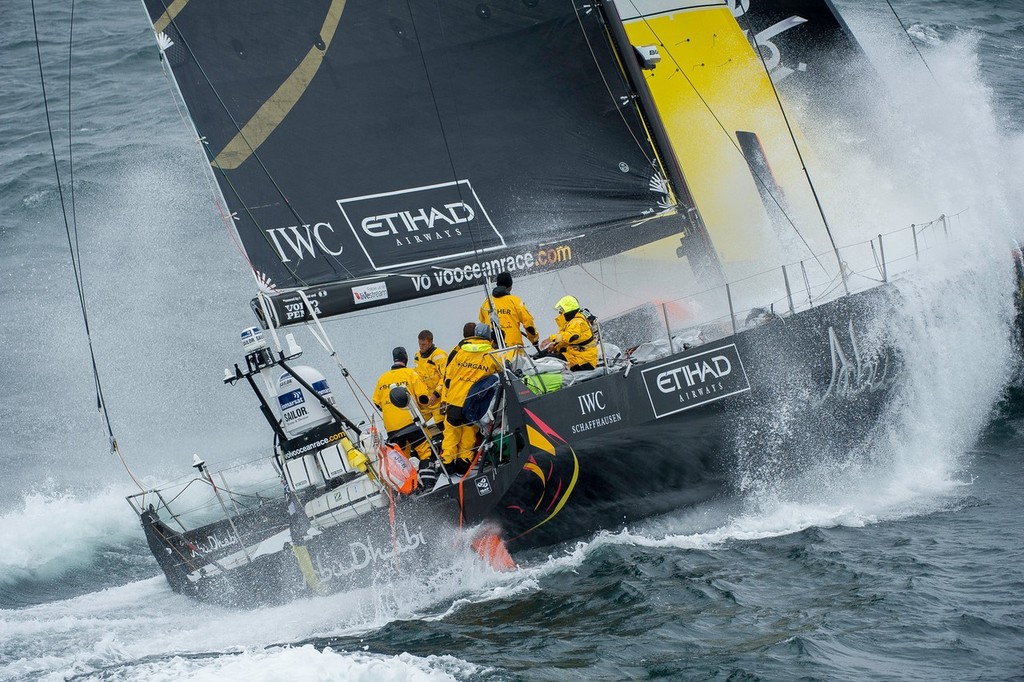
212, 0, 348, 170
153, 0, 188, 34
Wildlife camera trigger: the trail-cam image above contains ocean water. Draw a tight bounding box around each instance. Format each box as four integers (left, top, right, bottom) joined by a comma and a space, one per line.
2, 1, 1023, 680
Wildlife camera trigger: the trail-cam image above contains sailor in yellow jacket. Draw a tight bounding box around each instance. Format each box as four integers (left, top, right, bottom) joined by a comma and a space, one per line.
541, 295, 598, 370
372, 346, 433, 461
440, 323, 502, 468
479, 271, 539, 352
413, 329, 446, 425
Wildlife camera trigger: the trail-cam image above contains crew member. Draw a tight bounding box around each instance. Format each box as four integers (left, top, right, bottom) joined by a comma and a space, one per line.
448, 321, 479, 363
441, 323, 501, 471
372, 346, 433, 461
479, 271, 539, 352
540, 295, 598, 371
413, 329, 447, 425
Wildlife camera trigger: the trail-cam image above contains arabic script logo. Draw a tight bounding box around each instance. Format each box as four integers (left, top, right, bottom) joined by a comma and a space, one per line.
820, 322, 897, 401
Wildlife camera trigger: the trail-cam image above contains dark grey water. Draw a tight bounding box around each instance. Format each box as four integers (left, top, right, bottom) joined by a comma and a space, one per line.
2, 1, 1024, 680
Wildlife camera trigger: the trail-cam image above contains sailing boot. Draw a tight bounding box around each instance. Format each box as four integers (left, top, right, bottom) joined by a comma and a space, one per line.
416, 458, 438, 493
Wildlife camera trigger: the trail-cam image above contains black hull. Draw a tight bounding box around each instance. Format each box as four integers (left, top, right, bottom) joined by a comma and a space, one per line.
142, 488, 467, 607
485, 285, 900, 549
139, 285, 900, 605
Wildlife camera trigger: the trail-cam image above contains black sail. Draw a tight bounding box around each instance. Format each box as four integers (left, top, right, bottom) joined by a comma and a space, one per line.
734, 0, 881, 115
142, 0, 692, 323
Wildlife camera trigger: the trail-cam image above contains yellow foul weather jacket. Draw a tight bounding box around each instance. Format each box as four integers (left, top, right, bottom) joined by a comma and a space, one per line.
549, 311, 598, 369
413, 345, 447, 402
372, 365, 431, 433
479, 287, 539, 349
442, 338, 502, 408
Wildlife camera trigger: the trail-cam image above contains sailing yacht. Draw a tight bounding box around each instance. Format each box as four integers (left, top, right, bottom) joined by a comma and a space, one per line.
127, 0, 927, 605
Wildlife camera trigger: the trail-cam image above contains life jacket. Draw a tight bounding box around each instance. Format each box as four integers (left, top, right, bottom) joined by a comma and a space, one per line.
379, 445, 418, 495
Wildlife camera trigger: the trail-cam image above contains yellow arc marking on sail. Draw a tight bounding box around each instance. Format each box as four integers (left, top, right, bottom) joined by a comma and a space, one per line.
153, 0, 188, 34
211, 0, 348, 170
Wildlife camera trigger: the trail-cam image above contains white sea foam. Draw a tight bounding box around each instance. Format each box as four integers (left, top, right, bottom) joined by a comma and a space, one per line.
5, 635, 478, 682
0, 525, 523, 680
108, 646, 479, 682
0, 487, 139, 586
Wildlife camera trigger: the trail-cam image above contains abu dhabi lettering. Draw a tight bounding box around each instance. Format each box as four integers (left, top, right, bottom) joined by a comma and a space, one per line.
313, 522, 427, 583
820, 322, 897, 402
730, 0, 809, 81
190, 532, 239, 558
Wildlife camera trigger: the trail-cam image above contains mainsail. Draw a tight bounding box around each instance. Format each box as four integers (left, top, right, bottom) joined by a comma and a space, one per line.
143, 0, 716, 323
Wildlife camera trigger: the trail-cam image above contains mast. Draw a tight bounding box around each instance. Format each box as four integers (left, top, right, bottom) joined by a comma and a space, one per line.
598, 0, 725, 287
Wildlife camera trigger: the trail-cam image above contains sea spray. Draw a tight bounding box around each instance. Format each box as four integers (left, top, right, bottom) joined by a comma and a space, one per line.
0, 488, 140, 588
716, 5, 1022, 529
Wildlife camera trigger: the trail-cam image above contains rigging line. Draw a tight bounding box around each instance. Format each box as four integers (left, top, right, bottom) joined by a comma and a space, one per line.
32, 2, 95, 419
67, 0, 80, 297
297, 295, 377, 422
885, 0, 936, 82
207, 161, 311, 288
408, 0, 494, 307
625, 1, 826, 274
154, 1, 355, 285
151, 6, 310, 290
734, 8, 846, 288
578, 263, 645, 302
157, 65, 258, 279
571, 3, 657, 170
31, 0, 145, 491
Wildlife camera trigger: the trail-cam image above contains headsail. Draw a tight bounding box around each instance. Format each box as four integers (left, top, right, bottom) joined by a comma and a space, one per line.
611, 0, 834, 270
143, 0, 711, 323
734, 0, 878, 97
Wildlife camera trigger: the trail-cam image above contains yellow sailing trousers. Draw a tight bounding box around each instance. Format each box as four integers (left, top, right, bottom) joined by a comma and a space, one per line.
441, 420, 479, 464
398, 438, 433, 462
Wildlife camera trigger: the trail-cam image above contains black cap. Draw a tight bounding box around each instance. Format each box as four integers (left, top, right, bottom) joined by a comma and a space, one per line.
496, 271, 513, 288
392, 346, 408, 365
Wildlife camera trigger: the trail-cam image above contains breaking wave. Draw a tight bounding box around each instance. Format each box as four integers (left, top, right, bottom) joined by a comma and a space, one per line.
0, 487, 150, 608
